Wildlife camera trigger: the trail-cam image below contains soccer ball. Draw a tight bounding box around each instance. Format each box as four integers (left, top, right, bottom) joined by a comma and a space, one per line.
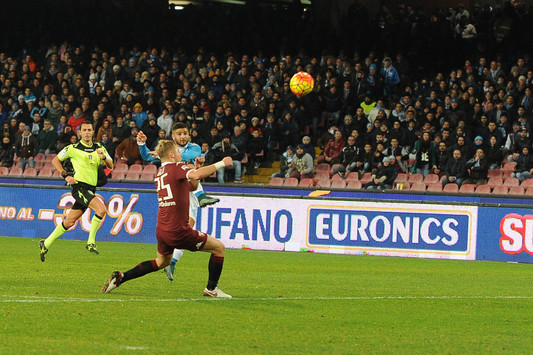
289, 71, 314, 98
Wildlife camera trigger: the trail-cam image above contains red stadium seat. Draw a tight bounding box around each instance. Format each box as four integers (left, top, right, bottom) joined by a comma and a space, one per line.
143, 165, 158, 174
298, 178, 314, 187
110, 172, 126, 180
316, 163, 330, 172
113, 164, 128, 173
475, 185, 492, 194
410, 182, 426, 192
315, 179, 331, 188
34, 153, 46, 162
360, 172, 372, 184
44, 154, 57, 162
526, 188, 533, 196
394, 173, 408, 183
346, 180, 362, 189
397, 182, 410, 190
139, 172, 156, 182
22, 168, 38, 177
330, 180, 346, 189
442, 183, 458, 193
0, 167, 8, 175
492, 185, 508, 195
313, 171, 330, 181
8, 167, 23, 176
426, 183, 442, 192
329, 164, 342, 175
37, 168, 53, 177
458, 184, 476, 193
508, 186, 525, 195
128, 164, 143, 173
423, 174, 439, 185
330, 173, 344, 181
521, 179, 533, 188
345, 172, 359, 181
501, 170, 512, 178
269, 177, 284, 186
408, 173, 424, 183
124, 172, 140, 180
52, 170, 61, 178
487, 177, 503, 188
503, 177, 520, 187
283, 177, 299, 187
502, 162, 517, 171
487, 169, 501, 178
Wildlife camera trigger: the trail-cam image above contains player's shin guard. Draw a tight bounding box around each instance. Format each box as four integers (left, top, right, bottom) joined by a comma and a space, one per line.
122, 260, 159, 283
44, 222, 68, 249
206, 255, 224, 291
87, 214, 103, 245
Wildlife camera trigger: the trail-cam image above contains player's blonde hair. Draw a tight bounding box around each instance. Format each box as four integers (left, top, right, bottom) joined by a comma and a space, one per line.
155, 140, 177, 160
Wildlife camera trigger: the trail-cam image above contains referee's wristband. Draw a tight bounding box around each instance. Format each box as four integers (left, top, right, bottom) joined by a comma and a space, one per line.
61, 171, 69, 180
214, 161, 225, 170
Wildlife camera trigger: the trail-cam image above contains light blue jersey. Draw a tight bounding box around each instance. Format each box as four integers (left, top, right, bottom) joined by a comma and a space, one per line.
138, 141, 202, 164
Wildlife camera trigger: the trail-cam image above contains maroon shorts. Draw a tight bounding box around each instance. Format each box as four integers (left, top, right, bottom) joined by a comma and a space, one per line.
156, 227, 208, 255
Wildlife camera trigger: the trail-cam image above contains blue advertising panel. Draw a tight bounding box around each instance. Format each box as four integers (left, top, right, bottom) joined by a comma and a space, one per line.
476, 207, 533, 263
0, 186, 158, 244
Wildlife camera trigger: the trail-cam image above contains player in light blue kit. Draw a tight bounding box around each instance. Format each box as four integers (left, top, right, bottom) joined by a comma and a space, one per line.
137, 122, 219, 281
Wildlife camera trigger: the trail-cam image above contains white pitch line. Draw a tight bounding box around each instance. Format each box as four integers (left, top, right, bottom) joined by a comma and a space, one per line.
0, 295, 532, 303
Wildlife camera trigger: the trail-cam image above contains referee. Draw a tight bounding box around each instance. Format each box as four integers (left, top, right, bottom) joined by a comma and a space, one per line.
40, 121, 114, 261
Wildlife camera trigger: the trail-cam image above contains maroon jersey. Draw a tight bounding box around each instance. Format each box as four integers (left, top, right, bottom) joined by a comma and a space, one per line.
155, 162, 192, 233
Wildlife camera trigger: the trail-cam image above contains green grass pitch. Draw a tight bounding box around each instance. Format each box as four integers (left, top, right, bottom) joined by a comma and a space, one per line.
1, 236, 532, 354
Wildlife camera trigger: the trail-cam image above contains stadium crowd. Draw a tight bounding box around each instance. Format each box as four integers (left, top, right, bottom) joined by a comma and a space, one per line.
0, 1, 532, 188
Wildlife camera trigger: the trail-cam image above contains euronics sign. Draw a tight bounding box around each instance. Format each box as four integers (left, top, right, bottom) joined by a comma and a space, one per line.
0, 186, 531, 263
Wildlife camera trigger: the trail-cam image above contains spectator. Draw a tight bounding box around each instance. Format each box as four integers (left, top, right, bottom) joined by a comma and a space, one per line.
141, 117, 161, 149
116, 127, 142, 166
96, 118, 113, 143
363, 156, 397, 190
67, 107, 86, 133
56, 125, 75, 151
0, 136, 15, 167
433, 141, 450, 177
285, 144, 314, 181
442, 149, 468, 187
99, 132, 116, 161
317, 130, 346, 165
411, 132, 436, 176
132, 102, 148, 128
111, 115, 130, 146
333, 135, 361, 178
263, 114, 280, 162
211, 132, 244, 184
157, 108, 174, 137
247, 128, 265, 169
14, 126, 38, 170
384, 137, 409, 173
37, 119, 58, 156
272, 145, 294, 179
381, 57, 400, 101
508, 128, 531, 162
510, 146, 533, 183
463, 148, 489, 186
486, 136, 504, 169
301, 136, 315, 160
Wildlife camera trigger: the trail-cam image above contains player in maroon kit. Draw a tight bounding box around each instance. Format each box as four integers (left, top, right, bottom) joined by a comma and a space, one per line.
102, 140, 233, 298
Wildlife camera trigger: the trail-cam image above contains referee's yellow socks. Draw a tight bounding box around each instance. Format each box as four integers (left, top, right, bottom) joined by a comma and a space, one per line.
87, 215, 103, 245
44, 223, 67, 249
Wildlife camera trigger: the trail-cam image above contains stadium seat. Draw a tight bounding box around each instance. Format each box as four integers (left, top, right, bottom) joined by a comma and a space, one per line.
423, 174, 439, 185
0, 167, 8, 175
442, 183, 458, 193
345, 172, 359, 181
487, 169, 501, 178
492, 185, 509, 195
526, 188, 533, 196
397, 182, 410, 190
34, 161, 44, 170
426, 183, 442, 192
501, 170, 513, 178
408, 173, 424, 183
113, 164, 128, 173
503, 177, 520, 187
316, 163, 330, 172
44, 154, 57, 162
502, 162, 517, 171
315, 179, 331, 188
520, 179, 533, 188
487, 177, 504, 188
330, 179, 346, 189
283, 177, 298, 187
34, 153, 46, 162
508, 186, 525, 195
143, 165, 158, 174
475, 185, 491, 194
410, 182, 426, 192
346, 180, 362, 189
492, 185, 508, 195
269, 177, 284, 186
8, 167, 23, 176
22, 168, 38, 177
394, 173, 408, 184
330, 173, 344, 181
37, 168, 53, 177
360, 172, 372, 184
298, 178, 314, 187
52, 170, 61, 178
458, 184, 476, 193
313, 171, 330, 181
124, 172, 140, 180
329, 164, 342, 175
128, 164, 143, 173
110, 171, 126, 180
139, 172, 156, 182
